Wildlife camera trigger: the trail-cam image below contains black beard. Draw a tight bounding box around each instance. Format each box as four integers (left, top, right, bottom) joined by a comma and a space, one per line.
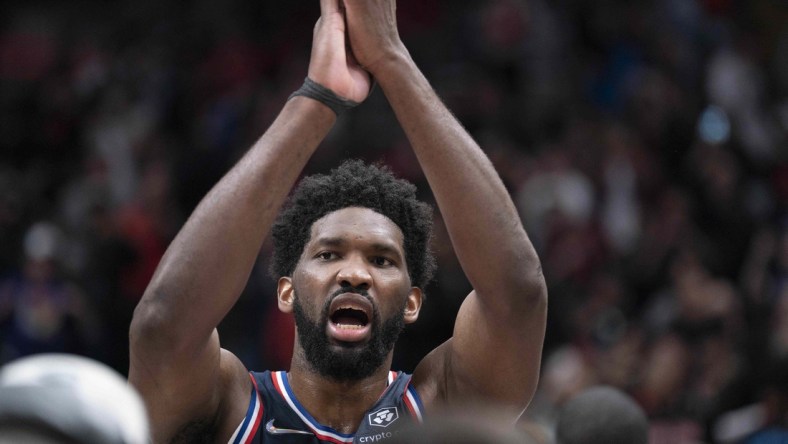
292, 287, 405, 382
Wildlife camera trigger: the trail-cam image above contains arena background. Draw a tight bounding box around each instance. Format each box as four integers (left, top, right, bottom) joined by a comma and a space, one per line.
1, 0, 786, 442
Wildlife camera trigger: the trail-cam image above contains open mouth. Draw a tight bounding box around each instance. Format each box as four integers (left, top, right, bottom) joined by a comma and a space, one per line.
330, 307, 370, 329
327, 293, 374, 342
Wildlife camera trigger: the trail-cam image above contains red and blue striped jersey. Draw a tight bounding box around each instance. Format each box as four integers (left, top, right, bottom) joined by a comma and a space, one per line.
229, 371, 425, 444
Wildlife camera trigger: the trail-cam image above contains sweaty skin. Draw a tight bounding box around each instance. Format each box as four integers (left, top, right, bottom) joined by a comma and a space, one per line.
128, 0, 546, 442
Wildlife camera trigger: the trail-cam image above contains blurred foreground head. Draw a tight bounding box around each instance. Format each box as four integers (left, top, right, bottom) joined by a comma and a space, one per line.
387, 409, 538, 444
0, 354, 149, 444
556, 385, 648, 444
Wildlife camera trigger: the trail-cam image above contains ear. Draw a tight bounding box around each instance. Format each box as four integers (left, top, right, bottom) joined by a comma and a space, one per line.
403, 287, 423, 324
277, 277, 295, 313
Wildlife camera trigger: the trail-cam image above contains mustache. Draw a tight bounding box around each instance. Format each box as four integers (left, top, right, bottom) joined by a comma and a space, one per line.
330, 285, 370, 300
322, 285, 376, 319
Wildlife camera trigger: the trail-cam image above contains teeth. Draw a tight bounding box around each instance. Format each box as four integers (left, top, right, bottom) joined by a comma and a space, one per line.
336, 324, 364, 330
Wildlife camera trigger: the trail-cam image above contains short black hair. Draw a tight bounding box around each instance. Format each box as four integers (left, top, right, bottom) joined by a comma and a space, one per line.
556, 386, 648, 444
270, 160, 436, 290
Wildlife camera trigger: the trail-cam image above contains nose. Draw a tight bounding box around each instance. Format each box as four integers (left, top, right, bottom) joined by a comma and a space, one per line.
336, 254, 372, 290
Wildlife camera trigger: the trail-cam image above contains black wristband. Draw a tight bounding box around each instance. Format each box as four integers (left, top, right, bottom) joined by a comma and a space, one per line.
288, 77, 360, 115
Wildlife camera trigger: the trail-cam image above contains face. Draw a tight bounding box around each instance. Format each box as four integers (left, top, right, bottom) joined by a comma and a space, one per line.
278, 207, 422, 381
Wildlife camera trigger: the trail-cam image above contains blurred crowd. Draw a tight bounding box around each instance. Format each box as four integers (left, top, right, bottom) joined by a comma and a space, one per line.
1, 0, 786, 442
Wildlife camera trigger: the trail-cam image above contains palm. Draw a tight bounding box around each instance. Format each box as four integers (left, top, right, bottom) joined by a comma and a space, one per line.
308, 12, 372, 104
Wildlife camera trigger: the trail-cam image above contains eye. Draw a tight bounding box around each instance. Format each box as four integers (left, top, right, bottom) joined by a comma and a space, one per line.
316, 251, 338, 261
372, 256, 393, 267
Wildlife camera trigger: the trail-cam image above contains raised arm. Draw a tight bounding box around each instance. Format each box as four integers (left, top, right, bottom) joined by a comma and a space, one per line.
343, 0, 547, 417
128, 1, 371, 441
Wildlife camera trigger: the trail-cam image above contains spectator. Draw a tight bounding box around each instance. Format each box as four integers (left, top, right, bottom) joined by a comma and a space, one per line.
556, 385, 648, 444
0, 353, 149, 443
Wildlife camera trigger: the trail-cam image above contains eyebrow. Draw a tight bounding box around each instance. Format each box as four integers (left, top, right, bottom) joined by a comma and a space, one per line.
312, 237, 404, 260
368, 242, 404, 260
313, 237, 346, 248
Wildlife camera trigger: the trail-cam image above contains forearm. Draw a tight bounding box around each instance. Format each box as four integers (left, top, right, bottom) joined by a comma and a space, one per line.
373, 54, 544, 307
131, 98, 335, 352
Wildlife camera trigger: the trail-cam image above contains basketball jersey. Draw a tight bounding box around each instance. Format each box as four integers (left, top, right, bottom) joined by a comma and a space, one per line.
228, 371, 425, 444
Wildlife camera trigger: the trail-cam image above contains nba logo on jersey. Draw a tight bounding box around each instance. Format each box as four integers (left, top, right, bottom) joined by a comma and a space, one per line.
368, 407, 398, 427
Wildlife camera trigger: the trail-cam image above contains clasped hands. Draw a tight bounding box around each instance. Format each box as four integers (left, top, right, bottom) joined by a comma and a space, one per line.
307, 0, 406, 104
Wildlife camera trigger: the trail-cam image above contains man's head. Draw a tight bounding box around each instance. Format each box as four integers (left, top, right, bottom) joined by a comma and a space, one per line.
0, 354, 149, 444
271, 160, 436, 381
556, 386, 648, 444
271, 159, 435, 289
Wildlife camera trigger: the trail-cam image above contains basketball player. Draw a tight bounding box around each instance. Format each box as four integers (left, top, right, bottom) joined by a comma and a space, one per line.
129, 0, 547, 442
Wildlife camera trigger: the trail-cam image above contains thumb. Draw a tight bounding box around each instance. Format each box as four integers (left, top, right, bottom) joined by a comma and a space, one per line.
320, 0, 341, 16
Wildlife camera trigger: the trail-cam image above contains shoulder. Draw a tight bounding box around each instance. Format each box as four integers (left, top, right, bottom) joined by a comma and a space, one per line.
407, 339, 454, 413
210, 351, 262, 441
391, 372, 426, 423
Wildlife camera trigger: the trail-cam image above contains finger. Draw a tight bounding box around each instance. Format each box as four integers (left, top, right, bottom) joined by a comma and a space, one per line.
320, 0, 340, 16
313, 17, 322, 37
